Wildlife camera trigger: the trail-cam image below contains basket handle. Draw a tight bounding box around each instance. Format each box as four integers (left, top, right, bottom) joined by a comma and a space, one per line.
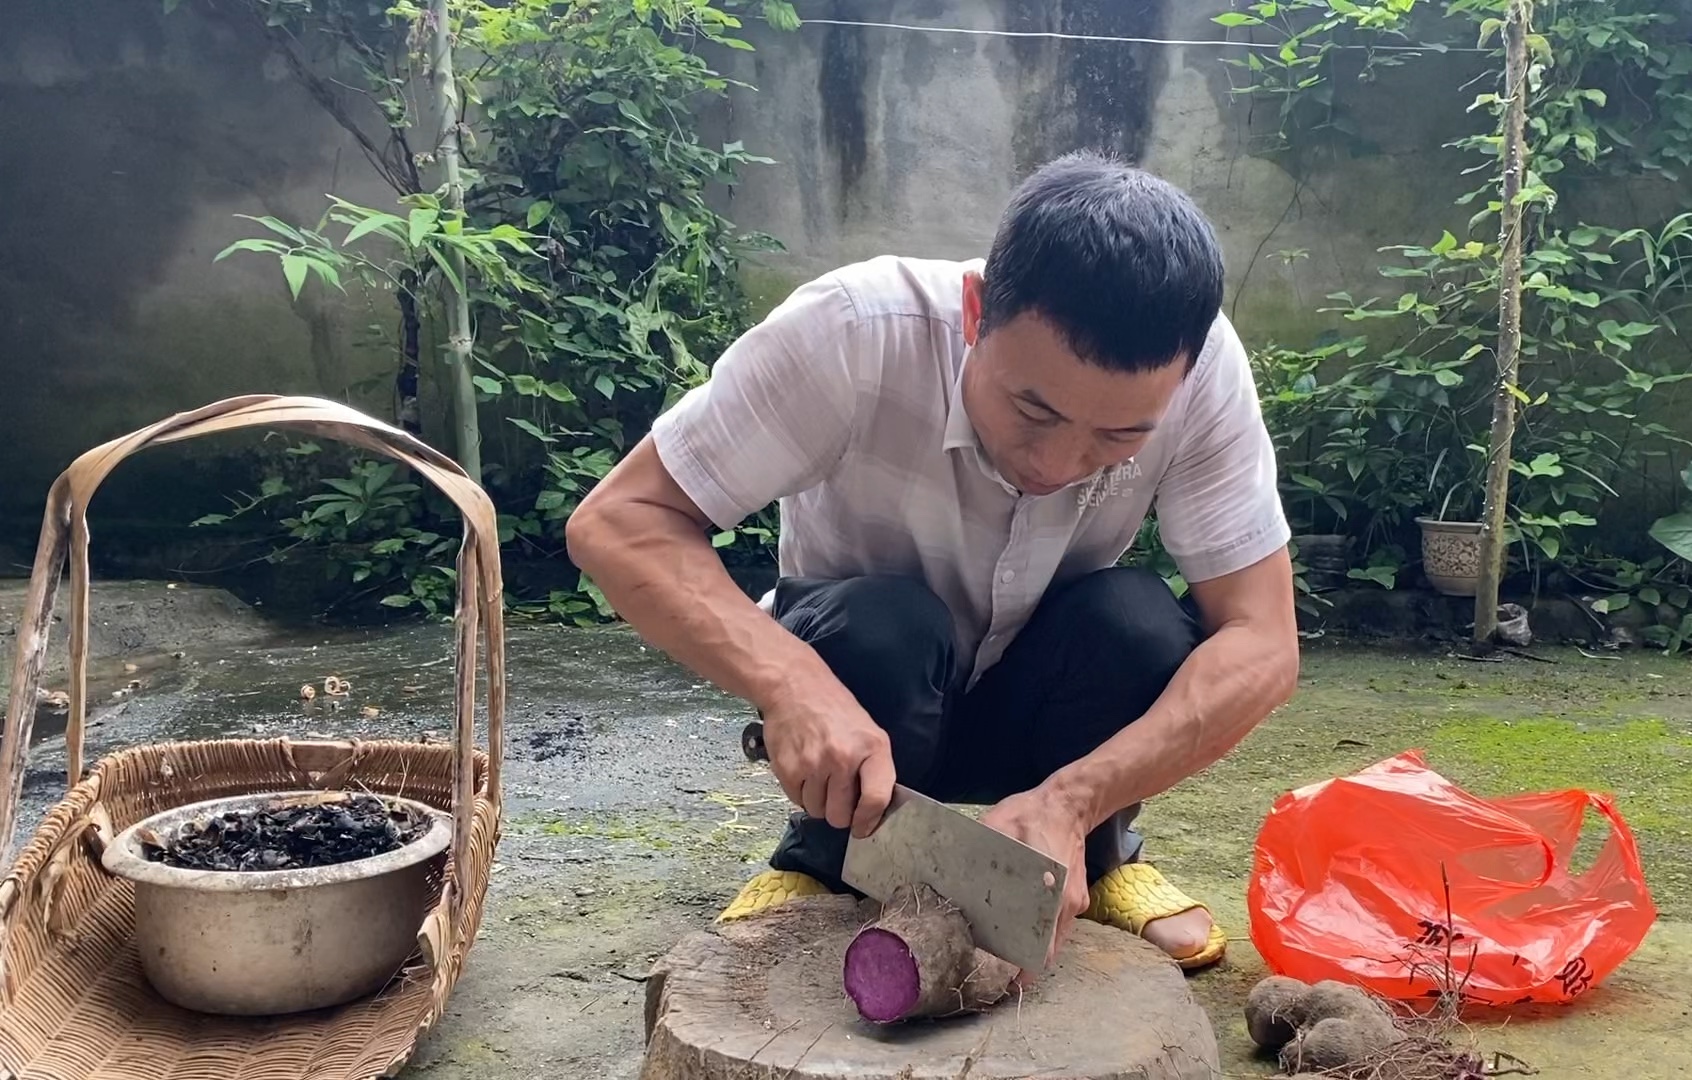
0, 395, 506, 913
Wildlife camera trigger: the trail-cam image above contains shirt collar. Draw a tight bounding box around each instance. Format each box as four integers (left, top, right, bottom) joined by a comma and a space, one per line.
942, 351, 979, 453
942, 348, 1023, 495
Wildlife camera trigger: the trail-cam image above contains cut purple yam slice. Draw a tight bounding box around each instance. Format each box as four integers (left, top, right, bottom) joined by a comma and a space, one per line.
839, 883, 1018, 1024
843, 927, 922, 1022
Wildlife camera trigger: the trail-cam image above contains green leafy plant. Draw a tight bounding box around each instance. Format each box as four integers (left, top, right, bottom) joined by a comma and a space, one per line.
1121, 516, 1189, 600
168, 0, 460, 437
1213, 0, 1431, 148
710, 506, 780, 564
1234, 0, 1692, 635
512, 579, 618, 628
1122, 517, 1331, 618
1253, 337, 1445, 554
1649, 464, 1692, 565
192, 441, 460, 617
1569, 550, 1692, 654
217, 194, 541, 304
191, 0, 794, 622
453, 0, 785, 554
1347, 546, 1408, 589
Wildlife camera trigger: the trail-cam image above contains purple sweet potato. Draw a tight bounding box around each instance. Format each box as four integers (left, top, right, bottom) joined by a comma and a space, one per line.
842, 883, 1017, 1024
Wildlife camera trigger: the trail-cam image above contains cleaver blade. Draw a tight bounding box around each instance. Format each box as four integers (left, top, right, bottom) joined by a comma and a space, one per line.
840, 784, 1068, 973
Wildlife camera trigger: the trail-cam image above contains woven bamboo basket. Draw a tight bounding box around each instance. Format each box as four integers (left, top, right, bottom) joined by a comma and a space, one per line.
0, 395, 506, 1080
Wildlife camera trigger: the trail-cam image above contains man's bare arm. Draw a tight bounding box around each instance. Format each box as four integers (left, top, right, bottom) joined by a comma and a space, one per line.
566, 437, 895, 835
567, 436, 815, 714
1041, 547, 1301, 829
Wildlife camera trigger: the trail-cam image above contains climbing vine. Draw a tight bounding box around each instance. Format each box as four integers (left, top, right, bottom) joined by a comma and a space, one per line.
1215, 0, 1692, 648
1215, 0, 1429, 148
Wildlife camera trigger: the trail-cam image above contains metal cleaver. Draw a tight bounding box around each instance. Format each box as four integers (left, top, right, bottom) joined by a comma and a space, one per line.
840, 784, 1069, 972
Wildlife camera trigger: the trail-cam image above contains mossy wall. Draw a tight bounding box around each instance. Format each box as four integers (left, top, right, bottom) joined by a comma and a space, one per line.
2, 0, 1685, 559
705, 0, 1484, 349
706, 2, 1690, 545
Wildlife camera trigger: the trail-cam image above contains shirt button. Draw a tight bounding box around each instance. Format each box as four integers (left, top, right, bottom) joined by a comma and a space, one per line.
1000, 570, 1015, 583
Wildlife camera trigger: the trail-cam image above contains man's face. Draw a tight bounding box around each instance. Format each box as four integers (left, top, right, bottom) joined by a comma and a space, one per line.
959, 271, 1187, 497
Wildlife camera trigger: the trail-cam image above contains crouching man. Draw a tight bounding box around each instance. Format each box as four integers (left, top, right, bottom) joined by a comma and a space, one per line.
566, 151, 1300, 974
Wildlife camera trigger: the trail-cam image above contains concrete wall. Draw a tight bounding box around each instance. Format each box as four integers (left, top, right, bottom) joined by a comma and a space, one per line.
699, 2, 1686, 539
0, 0, 402, 530
0, 0, 1671, 548
705, 0, 1487, 343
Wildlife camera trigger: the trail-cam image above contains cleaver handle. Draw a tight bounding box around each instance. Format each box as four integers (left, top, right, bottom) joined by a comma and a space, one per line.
740, 720, 770, 763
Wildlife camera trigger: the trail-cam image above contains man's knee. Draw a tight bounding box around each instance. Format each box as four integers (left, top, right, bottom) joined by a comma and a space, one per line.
775, 574, 955, 672
1039, 566, 1200, 682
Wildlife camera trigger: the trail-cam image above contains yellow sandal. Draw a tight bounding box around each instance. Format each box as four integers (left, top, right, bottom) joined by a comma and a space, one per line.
716, 865, 1226, 972
716, 869, 833, 923
1084, 862, 1228, 972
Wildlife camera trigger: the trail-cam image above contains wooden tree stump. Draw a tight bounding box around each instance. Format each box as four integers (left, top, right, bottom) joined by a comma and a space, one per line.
641, 894, 1221, 1080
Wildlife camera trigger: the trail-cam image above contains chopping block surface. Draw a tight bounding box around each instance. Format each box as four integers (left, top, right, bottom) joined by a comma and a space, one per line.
640, 894, 1221, 1080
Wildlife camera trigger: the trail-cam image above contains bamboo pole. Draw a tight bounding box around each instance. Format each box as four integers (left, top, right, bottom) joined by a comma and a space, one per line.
1473, 0, 1533, 645
429, 0, 481, 481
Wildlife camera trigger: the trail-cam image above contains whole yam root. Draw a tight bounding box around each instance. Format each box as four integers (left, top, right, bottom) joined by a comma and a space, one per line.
842, 883, 1018, 1024
1244, 975, 1310, 1051
1293, 979, 1396, 1028
1280, 1014, 1403, 1073
1246, 975, 1406, 1071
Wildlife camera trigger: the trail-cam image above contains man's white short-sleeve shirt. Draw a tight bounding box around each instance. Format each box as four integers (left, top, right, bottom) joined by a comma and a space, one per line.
651, 255, 1290, 685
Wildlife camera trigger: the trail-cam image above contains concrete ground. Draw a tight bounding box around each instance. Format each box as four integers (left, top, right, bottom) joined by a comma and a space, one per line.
4, 582, 1691, 1078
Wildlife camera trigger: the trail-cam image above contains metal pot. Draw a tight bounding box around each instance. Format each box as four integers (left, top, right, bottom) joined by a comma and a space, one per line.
102, 790, 452, 1016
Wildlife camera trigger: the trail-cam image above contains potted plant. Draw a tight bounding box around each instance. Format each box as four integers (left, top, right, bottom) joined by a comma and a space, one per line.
1415, 447, 1488, 596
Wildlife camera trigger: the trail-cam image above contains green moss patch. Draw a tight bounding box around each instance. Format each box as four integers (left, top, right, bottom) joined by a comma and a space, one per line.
1427, 716, 1692, 832
1425, 715, 1692, 909
507, 811, 685, 851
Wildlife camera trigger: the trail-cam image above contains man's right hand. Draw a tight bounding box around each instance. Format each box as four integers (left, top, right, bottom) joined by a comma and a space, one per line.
760, 689, 896, 839
566, 436, 897, 838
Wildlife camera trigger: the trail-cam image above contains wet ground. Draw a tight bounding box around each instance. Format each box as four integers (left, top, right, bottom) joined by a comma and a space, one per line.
5, 583, 1692, 1078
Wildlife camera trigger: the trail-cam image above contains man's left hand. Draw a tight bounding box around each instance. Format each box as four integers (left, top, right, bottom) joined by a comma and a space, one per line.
978, 785, 1092, 983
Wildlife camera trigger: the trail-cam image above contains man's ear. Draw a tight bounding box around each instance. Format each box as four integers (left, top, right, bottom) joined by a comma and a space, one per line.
962, 270, 985, 347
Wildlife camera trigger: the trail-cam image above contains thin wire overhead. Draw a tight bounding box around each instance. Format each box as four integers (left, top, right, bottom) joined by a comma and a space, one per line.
797, 17, 1486, 54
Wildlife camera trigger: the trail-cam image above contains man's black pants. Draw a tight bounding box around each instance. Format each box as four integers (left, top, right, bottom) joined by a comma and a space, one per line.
765, 566, 1202, 892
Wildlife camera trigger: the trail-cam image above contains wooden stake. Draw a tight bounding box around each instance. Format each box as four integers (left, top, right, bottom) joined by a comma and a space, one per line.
0, 486, 70, 864
1473, 0, 1533, 645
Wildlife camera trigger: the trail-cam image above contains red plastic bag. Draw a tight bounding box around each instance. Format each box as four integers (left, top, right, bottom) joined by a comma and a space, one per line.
1248, 750, 1657, 1006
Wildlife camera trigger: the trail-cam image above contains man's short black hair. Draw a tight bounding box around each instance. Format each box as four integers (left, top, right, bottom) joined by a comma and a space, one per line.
978, 151, 1224, 374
